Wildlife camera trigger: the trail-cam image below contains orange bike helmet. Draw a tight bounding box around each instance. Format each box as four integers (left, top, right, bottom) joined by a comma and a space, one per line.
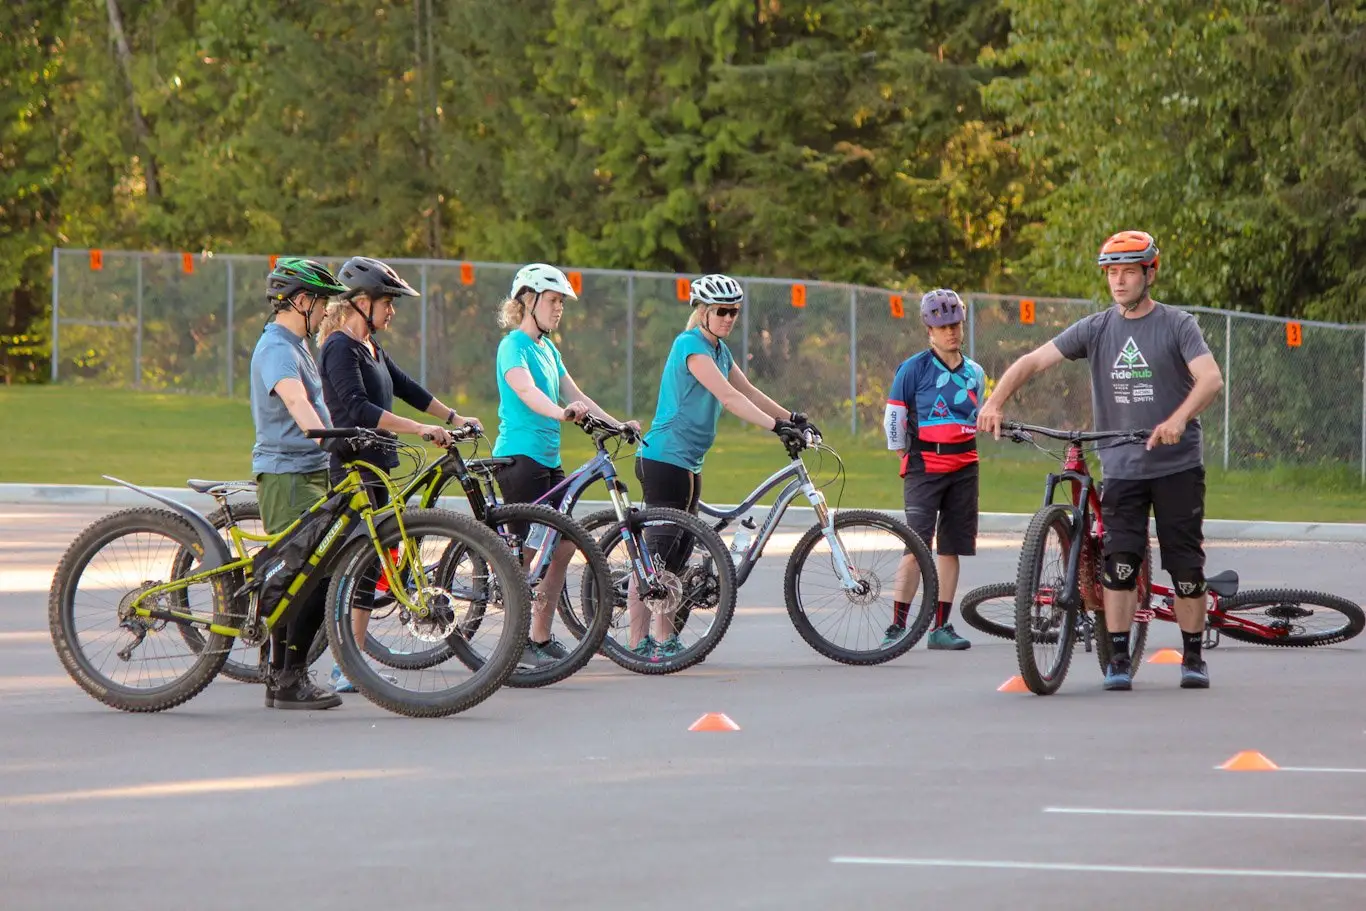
1097, 231, 1159, 269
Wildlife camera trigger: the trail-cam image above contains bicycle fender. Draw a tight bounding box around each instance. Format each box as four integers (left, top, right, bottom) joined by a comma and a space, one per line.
103, 475, 231, 570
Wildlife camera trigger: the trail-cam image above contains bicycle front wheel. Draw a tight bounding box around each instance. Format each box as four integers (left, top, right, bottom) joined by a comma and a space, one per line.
49, 508, 241, 712
465, 503, 614, 688
784, 509, 938, 664
1216, 588, 1365, 647
1014, 504, 1079, 695
590, 507, 738, 675
325, 509, 530, 717
959, 582, 1018, 641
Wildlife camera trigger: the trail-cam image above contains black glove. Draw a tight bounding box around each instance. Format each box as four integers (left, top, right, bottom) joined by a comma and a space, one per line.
316, 436, 355, 457
790, 411, 822, 440
772, 418, 805, 446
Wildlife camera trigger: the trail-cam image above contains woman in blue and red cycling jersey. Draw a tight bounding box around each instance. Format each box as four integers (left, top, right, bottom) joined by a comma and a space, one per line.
883, 289, 986, 651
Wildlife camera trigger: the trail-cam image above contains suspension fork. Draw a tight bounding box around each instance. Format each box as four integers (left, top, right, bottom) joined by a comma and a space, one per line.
801, 477, 860, 590
603, 473, 663, 594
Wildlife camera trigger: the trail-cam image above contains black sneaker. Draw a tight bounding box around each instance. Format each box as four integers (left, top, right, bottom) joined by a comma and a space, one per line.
1180, 657, 1210, 689
271, 668, 343, 710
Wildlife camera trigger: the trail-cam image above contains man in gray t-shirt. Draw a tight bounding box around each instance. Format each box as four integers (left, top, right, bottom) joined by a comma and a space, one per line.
978, 231, 1225, 691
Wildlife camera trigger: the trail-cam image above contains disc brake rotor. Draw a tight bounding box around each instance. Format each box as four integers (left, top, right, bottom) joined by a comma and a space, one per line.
400, 588, 463, 643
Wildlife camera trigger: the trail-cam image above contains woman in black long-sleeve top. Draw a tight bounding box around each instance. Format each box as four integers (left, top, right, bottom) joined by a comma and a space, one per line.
317, 255, 481, 693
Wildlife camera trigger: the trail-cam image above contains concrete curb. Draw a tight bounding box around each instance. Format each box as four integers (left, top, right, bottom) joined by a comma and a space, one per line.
2, 482, 1363, 543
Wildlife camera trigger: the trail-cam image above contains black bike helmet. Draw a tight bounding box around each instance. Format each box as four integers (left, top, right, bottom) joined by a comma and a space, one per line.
266, 257, 347, 307
338, 256, 420, 301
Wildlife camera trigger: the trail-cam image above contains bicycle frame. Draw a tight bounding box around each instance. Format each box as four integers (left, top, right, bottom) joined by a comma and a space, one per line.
697, 453, 859, 591
125, 460, 429, 641
1039, 441, 1106, 613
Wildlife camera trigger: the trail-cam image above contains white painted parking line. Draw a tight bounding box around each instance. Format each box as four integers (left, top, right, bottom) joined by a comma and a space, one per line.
829, 857, 1366, 880
1278, 766, 1366, 774
1045, 807, 1366, 823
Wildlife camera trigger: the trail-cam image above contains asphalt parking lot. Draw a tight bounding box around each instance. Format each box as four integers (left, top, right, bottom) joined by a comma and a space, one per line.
2, 504, 1364, 910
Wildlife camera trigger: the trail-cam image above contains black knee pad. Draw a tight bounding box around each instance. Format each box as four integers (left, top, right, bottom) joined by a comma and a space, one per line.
1169, 566, 1207, 598
1102, 552, 1142, 591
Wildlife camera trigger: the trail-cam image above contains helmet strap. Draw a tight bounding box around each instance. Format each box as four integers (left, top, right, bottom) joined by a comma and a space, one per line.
347, 296, 377, 337
530, 291, 553, 338
1120, 266, 1153, 312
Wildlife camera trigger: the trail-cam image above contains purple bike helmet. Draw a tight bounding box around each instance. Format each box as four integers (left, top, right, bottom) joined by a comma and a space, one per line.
921, 289, 965, 327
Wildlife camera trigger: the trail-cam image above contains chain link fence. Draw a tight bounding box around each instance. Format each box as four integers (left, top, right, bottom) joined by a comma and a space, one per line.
50, 248, 1366, 479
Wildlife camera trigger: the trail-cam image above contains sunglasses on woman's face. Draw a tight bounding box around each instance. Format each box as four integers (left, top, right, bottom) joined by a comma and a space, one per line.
713, 306, 741, 318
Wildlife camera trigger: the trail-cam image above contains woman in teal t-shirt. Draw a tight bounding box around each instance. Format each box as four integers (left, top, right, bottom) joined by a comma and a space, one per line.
493, 263, 638, 667
630, 274, 816, 660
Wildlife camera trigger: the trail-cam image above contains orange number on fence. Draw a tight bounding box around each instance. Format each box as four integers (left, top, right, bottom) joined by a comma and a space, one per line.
269, 254, 279, 269
1286, 322, 1302, 347
181, 252, 195, 275
89, 250, 103, 271
676, 277, 691, 301
460, 262, 474, 285
889, 295, 904, 319
568, 271, 583, 296
791, 283, 807, 308
1019, 299, 1035, 325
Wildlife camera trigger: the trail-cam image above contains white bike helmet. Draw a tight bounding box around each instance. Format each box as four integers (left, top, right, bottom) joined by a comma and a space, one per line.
689, 274, 744, 306
510, 263, 578, 301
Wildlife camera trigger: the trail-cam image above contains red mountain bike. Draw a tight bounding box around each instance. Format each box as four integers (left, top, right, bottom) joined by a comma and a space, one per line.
962, 422, 1364, 694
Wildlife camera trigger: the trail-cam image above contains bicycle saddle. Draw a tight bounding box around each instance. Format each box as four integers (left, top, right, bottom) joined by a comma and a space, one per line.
186, 478, 257, 495
1206, 569, 1239, 598
465, 458, 516, 474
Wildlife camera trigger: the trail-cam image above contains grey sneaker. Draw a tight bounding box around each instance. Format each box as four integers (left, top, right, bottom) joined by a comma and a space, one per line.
1180, 657, 1210, 689
519, 637, 569, 668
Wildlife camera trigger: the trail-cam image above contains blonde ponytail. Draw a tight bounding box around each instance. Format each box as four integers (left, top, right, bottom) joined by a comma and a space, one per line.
316, 299, 349, 344
685, 305, 706, 331
498, 296, 526, 330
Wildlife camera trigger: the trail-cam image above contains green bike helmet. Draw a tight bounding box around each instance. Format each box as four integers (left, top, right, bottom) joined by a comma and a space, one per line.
267, 257, 347, 307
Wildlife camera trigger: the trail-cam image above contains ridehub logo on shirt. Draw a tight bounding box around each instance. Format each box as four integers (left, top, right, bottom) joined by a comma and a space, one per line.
1111, 337, 1152, 380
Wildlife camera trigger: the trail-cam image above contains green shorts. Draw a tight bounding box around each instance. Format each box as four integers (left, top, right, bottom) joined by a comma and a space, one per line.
256, 470, 330, 534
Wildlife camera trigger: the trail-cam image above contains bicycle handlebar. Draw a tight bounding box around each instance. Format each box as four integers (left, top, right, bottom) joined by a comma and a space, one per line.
1001, 421, 1150, 444
305, 427, 397, 441
578, 413, 641, 445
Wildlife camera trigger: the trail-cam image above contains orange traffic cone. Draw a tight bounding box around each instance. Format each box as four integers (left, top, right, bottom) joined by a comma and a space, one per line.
997, 676, 1030, 693
1219, 750, 1279, 771
689, 712, 741, 732
1147, 648, 1182, 664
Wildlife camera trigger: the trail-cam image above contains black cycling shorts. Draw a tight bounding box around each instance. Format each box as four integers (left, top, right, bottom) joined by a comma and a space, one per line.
1101, 465, 1205, 572
902, 463, 979, 556
635, 457, 702, 573
495, 455, 566, 542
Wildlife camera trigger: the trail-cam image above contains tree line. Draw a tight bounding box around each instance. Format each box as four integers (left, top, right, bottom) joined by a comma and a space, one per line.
3, 0, 1363, 383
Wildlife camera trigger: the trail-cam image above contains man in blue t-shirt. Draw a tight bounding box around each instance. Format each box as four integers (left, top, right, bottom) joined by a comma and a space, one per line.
248, 258, 348, 711
883, 289, 986, 651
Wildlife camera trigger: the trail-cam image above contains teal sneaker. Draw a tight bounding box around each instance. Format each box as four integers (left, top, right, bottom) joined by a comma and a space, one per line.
927, 624, 971, 650
330, 664, 357, 694
630, 635, 659, 661
881, 624, 906, 648
656, 635, 685, 659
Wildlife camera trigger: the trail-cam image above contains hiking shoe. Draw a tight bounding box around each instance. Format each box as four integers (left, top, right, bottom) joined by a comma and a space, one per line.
1103, 656, 1133, 691
881, 624, 906, 648
927, 624, 971, 650
1180, 657, 1210, 689
330, 664, 357, 694
330, 663, 397, 692
519, 637, 569, 668
630, 635, 660, 662
273, 669, 343, 710
656, 635, 685, 659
